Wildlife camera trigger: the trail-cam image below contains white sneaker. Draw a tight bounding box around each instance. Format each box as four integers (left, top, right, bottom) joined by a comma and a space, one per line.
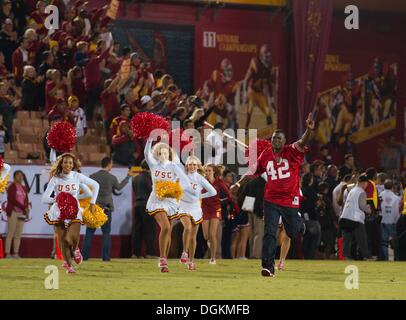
209, 258, 216, 265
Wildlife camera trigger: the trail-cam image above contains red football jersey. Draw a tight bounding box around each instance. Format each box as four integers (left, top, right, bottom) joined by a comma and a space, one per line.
254, 142, 305, 208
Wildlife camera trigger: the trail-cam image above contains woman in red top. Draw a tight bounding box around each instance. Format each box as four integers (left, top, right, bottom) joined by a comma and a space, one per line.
5, 170, 30, 258
202, 164, 237, 264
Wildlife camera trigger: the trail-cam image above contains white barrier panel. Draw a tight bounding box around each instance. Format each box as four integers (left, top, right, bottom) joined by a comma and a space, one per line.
0, 165, 133, 236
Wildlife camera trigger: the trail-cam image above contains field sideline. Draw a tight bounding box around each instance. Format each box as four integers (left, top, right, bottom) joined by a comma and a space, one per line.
0, 259, 405, 300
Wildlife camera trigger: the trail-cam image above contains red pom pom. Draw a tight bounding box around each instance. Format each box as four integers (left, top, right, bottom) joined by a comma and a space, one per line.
0, 156, 4, 172
56, 192, 78, 220
169, 128, 195, 154
130, 112, 169, 139
47, 121, 76, 153
245, 139, 272, 158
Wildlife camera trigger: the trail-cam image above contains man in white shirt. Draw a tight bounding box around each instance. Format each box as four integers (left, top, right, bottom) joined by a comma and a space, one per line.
339, 174, 371, 260
379, 179, 401, 261
332, 174, 352, 218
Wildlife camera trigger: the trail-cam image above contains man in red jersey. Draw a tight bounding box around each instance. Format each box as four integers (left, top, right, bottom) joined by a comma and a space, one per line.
232, 113, 315, 277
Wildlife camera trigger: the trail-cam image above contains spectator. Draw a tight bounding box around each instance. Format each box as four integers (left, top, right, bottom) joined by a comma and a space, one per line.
67, 66, 86, 108
21, 65, 42, 110
0, 18, 18, 71
365, 167, 379, 258
324, 164, 339, 198
83, 42, 111, 121
0, 113, 8, 156
5, 170, 30, 258
83, 156, 132, 261
132, 160, 155, 258
101, 76, 120, 143
310, 161, 324, 188
379, 134, 406, 176
244, 174, 266, 259
300, 162, 310, 176
48, 98, 74, 125
232, 174, 250, 259
45, 69, 67, 113
332, 174, 352, 219
0, 80, 15, 141
112, 121, 139, 167
376, 172, 387, 195
301, 172, 321, 259
109, 103, 131, 143
339, 173, 371, 260
339, 154, 355, 179
183, 119, 194, 130
43, 115, 64, 162
0, 51, 8, 76
379, 179, 401, 261
140, 95, 154, 112
68, 95, 87, 141
317, 145, 333, 165
317, 182, 337, 259
11, 36, 30, 85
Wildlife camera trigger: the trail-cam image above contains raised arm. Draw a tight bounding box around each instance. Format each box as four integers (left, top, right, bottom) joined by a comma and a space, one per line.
78, 174, 100, 204
1, 163, 11, 180
296, 113, 315, 150
42, 177, 57, 204
200, 175, 217, 199
144, 137, 157, 167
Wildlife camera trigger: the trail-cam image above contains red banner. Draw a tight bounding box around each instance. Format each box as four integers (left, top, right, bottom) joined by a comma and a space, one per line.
195, 26, 283, 132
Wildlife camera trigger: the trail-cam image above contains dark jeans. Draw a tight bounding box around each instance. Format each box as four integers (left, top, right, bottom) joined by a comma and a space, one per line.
302, 220, 321, 259
82, 210, 112, 261
342, 222, 369, 259
380, 223, 399, 261
262, 201, 302, 272
133, 205, 156, 257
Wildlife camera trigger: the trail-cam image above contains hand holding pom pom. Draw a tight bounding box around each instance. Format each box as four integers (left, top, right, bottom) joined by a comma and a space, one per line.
130, 112, 169, 140
47, 121, 76, 153
57, 192, 78, 220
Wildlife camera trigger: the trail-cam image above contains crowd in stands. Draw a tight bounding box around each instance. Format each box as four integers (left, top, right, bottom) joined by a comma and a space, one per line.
1, 0, 406, 261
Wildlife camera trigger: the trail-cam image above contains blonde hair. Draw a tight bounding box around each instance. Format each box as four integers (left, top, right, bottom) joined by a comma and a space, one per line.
23, 65, 35, 78
50, 153, 81, 177
152, 142, 175, 162
185, 155, 204, 175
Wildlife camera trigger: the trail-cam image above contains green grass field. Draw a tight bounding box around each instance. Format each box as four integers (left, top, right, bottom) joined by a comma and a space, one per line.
0, 259, 405, 300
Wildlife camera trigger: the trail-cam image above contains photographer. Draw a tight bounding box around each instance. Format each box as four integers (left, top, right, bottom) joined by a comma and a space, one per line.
300, 173, 321, 259
317, 182, 337, 259
339, 173, 371, 260
82, 157, 132, 261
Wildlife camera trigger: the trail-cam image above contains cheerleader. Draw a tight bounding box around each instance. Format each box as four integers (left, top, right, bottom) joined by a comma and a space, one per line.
202, 164, 238, 264
177, 156, 217, 271
144, 137, 199, 272
42, 153, 100, 274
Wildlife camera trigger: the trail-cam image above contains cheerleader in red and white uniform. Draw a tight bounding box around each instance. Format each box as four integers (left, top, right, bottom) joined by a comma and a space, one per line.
177, 156, 217, 271
42, 153, 99, 274
144, 137, 198, 272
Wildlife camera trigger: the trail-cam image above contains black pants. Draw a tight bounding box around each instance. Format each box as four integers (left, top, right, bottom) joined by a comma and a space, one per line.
342, 222, 369, 259
262, 201, 302, 272
132, 205, 156, 257
365, 217, 380, 257
302, 220, 321, 259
